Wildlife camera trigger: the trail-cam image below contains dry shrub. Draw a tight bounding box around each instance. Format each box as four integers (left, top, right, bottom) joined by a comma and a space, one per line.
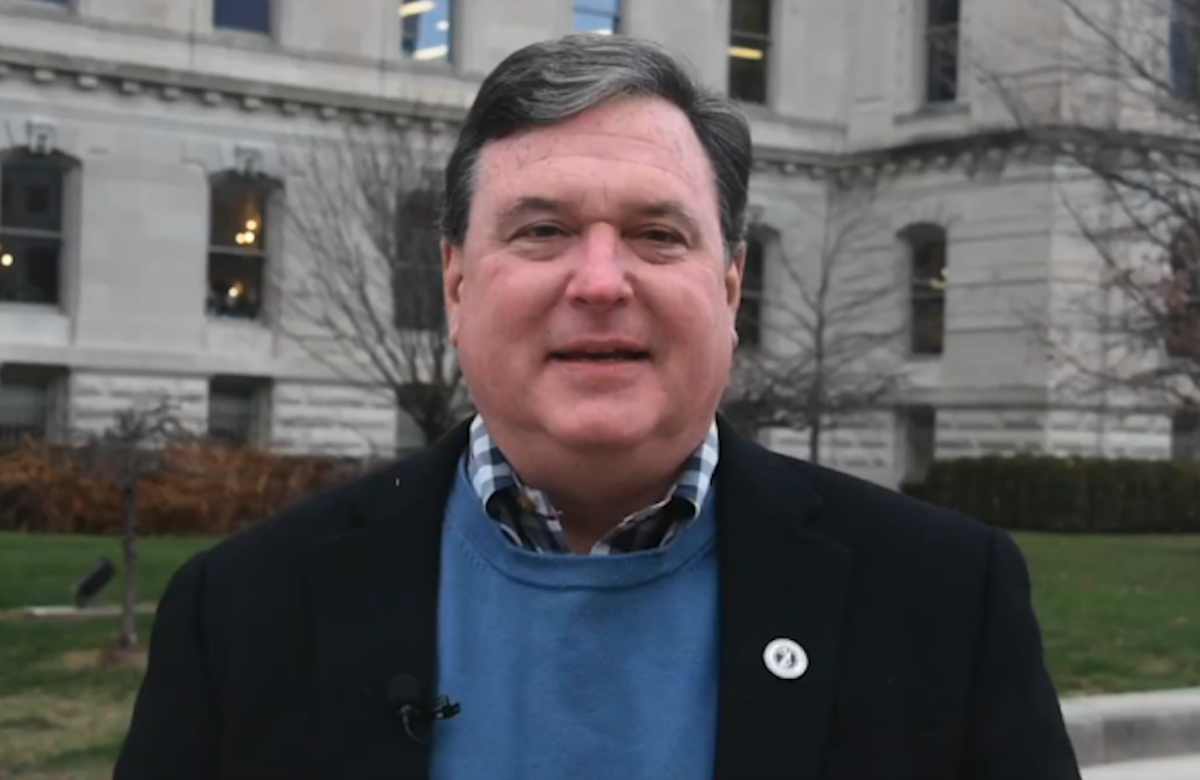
0, 440, 363, 536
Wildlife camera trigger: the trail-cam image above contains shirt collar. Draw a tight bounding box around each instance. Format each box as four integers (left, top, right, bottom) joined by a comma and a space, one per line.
465, 415, 720, 553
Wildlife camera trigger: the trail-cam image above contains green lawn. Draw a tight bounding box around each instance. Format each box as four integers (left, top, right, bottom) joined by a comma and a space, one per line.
0, 533, 216, 780
1019, 533, 1200, 696
0, 531, 1198, 778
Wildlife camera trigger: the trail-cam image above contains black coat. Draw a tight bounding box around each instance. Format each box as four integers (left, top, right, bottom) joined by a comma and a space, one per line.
113, 418, 1081, 780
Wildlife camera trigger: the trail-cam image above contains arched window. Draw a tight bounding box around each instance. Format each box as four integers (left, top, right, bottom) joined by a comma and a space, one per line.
207, 172, 275, 320
0, 151, 69, 306
1171, 0, 1200, 101
1165, 228, 1200, 359
393, 185, 445, 332
214, 0, 271, 34
924, 0, 961, 105
1172, 406, 1200, 460
400, 0, 453, 62
901, 223, 948, 356
728, 0, 772, 104
574, 0, 621, 34
736, 234, 765, 349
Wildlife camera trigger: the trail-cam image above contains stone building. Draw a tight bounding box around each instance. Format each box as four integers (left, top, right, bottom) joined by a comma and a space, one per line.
0, 0, 1183, 486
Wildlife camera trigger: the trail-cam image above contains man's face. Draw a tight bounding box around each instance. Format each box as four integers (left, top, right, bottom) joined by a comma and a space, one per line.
444, 96, 743, 453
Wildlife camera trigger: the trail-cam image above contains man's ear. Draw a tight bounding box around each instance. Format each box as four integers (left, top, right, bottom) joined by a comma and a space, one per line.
442, 238, 464, 345
726, 241, 746, 313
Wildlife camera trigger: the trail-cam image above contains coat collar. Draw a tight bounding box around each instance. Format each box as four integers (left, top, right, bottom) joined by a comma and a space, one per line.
308, 417, 852, 780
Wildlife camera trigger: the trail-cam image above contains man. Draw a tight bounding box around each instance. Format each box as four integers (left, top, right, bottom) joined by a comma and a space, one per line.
114, 35, 1081, 780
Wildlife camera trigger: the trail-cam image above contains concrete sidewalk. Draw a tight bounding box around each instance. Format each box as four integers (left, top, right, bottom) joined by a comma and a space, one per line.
1082, 753, 1200, 779
1064, 688, 1200, 768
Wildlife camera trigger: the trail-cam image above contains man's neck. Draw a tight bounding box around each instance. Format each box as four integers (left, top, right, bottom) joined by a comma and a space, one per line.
547, 482, 678, 553
482, 420, 712, 549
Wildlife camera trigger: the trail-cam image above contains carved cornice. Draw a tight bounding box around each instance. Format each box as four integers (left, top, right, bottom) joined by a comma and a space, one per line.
752, 129, 1044, 185
0, 44, 1050, 183
0, 45, 467, 131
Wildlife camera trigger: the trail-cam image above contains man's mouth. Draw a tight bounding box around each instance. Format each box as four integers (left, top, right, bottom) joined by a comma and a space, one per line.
549, 349, 651, 362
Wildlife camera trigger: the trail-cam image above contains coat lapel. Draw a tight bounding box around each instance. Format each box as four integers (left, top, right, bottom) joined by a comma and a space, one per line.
308, 421, 470, 780
712, 420, 854, 780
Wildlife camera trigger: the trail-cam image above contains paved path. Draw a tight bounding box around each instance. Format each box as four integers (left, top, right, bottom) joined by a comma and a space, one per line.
1082, 754, 1200, 779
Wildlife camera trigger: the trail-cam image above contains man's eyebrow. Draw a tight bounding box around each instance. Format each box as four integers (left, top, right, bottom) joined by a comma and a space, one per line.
636, 201, 702, 235
495, 197, 565, 224
494, 196, 703, 235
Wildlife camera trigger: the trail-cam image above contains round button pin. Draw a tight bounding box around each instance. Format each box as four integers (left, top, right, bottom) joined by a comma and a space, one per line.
763, 638, 808, 680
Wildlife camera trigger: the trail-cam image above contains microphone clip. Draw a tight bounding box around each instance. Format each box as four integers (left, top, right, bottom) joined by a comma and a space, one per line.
389, 674, 461, 746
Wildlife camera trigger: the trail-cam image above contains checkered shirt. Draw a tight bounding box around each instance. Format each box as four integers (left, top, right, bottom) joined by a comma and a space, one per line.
465, 415, 720, 555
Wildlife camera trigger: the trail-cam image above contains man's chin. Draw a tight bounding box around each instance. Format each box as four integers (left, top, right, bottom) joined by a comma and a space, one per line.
543, 407, 659, 451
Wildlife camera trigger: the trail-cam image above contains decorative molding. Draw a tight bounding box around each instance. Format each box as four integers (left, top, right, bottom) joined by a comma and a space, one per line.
888, 197, 966, 234
6, 45, 473, 136
25, 117, 55, 154
233, 143, 267, 178
0, 44, 1050, 186
752, 128, 1039, 184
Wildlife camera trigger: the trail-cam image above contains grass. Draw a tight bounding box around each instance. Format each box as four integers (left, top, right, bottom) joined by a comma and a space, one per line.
1016, 533, 1200, 697
0, 533, 215, 780
0, 534, 215, 611
0, 531, 1198, 777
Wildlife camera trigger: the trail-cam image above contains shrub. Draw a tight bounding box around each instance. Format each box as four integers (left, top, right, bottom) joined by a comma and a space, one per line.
0, 440, 369, 536
902, 455, 1200, 533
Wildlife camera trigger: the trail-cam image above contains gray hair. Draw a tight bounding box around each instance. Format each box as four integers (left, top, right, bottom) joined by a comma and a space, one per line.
440, 34, 753, 254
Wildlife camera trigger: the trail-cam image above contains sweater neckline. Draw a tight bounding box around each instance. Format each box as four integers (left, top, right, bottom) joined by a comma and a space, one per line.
445, 457, 718, 591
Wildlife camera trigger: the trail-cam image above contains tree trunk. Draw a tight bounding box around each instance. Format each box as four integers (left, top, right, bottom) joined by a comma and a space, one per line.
119, 482, 139, 649
809, 416, 823, 465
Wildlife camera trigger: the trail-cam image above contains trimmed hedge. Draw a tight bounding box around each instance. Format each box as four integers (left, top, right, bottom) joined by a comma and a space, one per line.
902, 455, 1200, 533
0, 440, 368, 536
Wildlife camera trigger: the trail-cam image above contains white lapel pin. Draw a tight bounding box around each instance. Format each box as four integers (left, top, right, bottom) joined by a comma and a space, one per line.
763, 638, 808, 680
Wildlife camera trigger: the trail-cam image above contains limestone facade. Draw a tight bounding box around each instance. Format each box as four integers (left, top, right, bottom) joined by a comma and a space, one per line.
0, 0, 1176, 483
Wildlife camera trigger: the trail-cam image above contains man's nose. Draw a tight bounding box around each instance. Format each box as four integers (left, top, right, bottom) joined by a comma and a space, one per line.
565, 225, 632, 307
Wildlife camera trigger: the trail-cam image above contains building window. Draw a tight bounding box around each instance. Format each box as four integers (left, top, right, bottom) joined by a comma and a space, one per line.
736, 235, 765, 349
902, 224, 948, 356
0, 153, 66, 306
1171, 0, 1200, 101
0, 365, 65, 448
394, 188, 445, 331
1166, 228, 1200, 358
208, 173, 271, 321
728, 0, 771, 104
902, 406, 937, 483
574, 0, 620, 34
213, 0, 271, 34
924, 0, 961, 104
207, 377, 270, 447
1173, 408, 1200, 460
400, 0, 452, 62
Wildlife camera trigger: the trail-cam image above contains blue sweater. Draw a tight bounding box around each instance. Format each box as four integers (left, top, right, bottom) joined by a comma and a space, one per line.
429, 459, 720, 780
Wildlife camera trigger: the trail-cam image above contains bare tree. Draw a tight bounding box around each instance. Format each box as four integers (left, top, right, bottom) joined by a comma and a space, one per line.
984, 0, 1200, 418
723, 183, 908, 464
71, 398, 190, 650
280, 122, 470, 448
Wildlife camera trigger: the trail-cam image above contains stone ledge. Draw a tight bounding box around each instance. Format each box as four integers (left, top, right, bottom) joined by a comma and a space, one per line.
1064, 688, 1200, 767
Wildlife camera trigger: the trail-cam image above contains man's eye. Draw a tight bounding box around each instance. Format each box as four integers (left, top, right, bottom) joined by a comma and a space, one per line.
640, 228, 685, 245
523, 224, 566, 239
